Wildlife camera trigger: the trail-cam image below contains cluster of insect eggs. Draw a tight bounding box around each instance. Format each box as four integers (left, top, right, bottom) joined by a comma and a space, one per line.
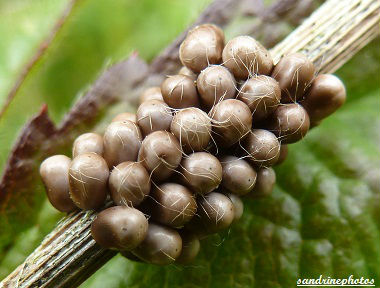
40, 23, 346, 265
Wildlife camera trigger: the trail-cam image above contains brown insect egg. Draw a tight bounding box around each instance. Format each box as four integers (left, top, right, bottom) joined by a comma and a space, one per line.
275, 144, 288, 166
179, 152, 222, 195
220, 155, 257, 196
40, 155, 77, 213
242, 129, 280, 168
188, 192, 235, 235
111, 112, 137, 123
68, 153, 109, 210
210, 99, 252, 147
237, 75, 281, 121
179, 24, 224, 73
246, 167, 276, 198
196, 65, 236, 110
139, 87, 164, 104
132, 223, 182, 265
301, 74, 346, 124
222, 36, 273, 80
227, 193, 244, 222
91, 206, 148, 251
109, 161, 151, 207
271, 53, 315, 102
170, 107, 211, 153
176, 231, 200, 264
72, 133, 104, 158
136, 99, 173, 136
103, 120, 142, 168
150, 183, 197, 228
267, 103, 310, 144
161, 75, 199, 109
178, 66, 197, 80
138, 131, 182, 182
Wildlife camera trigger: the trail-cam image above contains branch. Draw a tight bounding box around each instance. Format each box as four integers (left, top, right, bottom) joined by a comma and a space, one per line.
270, 0, 380, 71
2, 0, 379, 287
2, 206, 116, 288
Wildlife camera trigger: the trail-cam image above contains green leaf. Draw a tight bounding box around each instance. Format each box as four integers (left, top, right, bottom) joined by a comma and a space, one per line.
0, 0, 70, 107
82, 42, 380, 287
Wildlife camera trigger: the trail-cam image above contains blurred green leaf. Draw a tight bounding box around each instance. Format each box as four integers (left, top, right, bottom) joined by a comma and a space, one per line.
0, 0, 69, 107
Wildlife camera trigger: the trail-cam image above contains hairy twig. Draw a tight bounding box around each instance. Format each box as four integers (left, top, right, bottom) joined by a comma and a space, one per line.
1, 0, 379, 287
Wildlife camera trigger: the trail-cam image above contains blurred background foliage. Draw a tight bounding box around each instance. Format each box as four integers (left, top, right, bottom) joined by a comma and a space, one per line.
0, 0, 379, 287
